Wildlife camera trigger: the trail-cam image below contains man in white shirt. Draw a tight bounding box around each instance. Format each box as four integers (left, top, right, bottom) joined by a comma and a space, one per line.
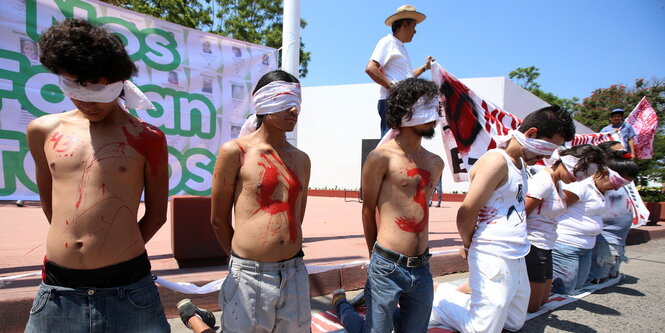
365, 4, 434, 136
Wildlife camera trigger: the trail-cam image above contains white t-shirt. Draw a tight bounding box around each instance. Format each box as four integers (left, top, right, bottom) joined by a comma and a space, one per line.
526, 170, 566, 250
370, 34, 413, 99
472, 149, 530, 259
555, 178, 606, 249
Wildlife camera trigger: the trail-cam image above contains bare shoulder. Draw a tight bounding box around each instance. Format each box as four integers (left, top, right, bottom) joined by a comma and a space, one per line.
217, 138, 245, 158
27, 112, 67, 135
126, 115, 166, 140
421, 148, 444, 168
469, 150, 507, 182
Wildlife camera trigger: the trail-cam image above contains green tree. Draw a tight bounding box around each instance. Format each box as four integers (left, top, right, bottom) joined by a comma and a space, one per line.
509, 66, 579, 112
574, 78, 665, 184
212, 0, 311, 77
104, 0, 213, 29
102, 0, 311, 77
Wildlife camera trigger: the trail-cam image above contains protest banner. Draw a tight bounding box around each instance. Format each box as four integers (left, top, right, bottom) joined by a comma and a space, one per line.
626, 97, 659, 159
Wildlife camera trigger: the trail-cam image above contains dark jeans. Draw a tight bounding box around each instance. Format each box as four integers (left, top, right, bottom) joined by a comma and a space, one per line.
335, 245, 433, 332
378, 99, 388, 137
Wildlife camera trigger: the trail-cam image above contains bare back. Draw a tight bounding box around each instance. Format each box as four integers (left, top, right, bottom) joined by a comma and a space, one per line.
363, 139, 444, 256
211, 136, 310, 262
27, 110, 166, 269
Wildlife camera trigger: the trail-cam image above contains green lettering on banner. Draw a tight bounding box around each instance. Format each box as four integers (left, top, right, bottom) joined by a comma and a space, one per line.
0, 49, 52, 118
133, 85, 217, 139
0, 130, 36, 196
167, 146, 215, 195
26, 0, 180, 71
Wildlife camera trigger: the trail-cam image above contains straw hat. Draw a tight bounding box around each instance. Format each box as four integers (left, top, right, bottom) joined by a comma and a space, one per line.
384, 5, 426, 26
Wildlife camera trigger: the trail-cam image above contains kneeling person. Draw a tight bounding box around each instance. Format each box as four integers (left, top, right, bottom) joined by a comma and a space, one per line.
334, 78, 444, 333
211, 70, 311, 333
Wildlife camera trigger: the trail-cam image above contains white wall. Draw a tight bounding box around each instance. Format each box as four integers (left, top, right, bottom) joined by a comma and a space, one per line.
298, 78, 593, 192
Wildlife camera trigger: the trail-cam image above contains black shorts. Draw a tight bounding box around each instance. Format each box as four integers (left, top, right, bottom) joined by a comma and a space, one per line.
525, 245, 553, 283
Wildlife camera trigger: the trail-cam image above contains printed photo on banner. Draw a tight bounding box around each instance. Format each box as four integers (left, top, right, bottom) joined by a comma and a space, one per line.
20, 38, 39, 62
222, 42, 250, 78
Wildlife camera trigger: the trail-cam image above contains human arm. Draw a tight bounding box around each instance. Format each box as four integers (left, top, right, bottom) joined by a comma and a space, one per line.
210, 141, 242, 256
456, 153, 507, 254
26, 119, 54, 223
299, 153, 312, 224
360, 150, 389, 256
628, 137, 636, 160
137, 127, 169, 243
412, 56, 434, 78
525, 197, 542, 217
562, 190, 580, 207
365, 60, 393, 89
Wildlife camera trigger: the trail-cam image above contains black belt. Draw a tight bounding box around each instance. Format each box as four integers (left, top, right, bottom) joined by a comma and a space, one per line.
373, 244, 430, 268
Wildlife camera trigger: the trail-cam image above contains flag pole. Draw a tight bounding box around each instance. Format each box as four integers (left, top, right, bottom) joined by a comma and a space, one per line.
282, 0, 300, 78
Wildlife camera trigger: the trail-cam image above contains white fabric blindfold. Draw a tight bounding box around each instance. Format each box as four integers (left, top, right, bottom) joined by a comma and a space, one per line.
560, 155, 599, 181
239, 81, 301, 137
608, 168, 632, 190
378, 95, 440, 146
59, 76, 155, 110
498, 130, 559, 156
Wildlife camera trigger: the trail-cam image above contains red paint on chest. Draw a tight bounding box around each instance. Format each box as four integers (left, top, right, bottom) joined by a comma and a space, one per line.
255, 152, 302, 242
64, 242, 69, 248
394, 168, 431, 233
122, 123, 166, 176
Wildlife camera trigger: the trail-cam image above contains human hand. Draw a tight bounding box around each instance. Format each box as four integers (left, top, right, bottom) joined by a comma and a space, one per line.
425, 56, 434, 69
459, 246, 468, 261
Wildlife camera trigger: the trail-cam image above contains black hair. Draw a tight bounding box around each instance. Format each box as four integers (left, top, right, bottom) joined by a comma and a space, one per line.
518, 105, 576, 141
597, 140, 622, 153
39, 18, 137, 85
391, 19, 415, 34
252, 70, 299, 129
555, 144, 605, 175
605, 149, 639, 179
385, 78, 438, 129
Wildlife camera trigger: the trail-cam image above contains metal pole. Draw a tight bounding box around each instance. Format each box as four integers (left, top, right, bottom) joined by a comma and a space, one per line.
281, 0, 300, 78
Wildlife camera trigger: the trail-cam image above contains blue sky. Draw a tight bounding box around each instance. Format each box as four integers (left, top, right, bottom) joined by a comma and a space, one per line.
299, 0, 665, 100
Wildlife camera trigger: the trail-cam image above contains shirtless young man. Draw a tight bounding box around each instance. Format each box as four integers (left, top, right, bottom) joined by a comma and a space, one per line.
431, 106, 575, 333
185, 70, 310, 333
25, 19, 169, 332
333, 78, 444, 333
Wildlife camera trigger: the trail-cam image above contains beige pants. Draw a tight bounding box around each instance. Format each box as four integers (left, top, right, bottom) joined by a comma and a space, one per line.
219, 254, 311, 333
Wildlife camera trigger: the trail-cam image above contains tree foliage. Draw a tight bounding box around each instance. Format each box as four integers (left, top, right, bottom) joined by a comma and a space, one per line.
509, 66, 579, 112
102, 0, 310, 77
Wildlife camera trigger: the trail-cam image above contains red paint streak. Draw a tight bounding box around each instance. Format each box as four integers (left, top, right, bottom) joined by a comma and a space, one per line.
235, 141, 246, 166
65, 220, 69, 225
478, 206, 498, 224
65, 242, 69, 248
394, 168, 431, 233
75, 142, 127, 209
49, 131, 77, 153
122, 122, 166, 176
99, 184, 105, 195
254, 152, 302, 242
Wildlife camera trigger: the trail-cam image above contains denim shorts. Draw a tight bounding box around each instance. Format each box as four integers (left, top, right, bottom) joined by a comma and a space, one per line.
25, 275, 169, 332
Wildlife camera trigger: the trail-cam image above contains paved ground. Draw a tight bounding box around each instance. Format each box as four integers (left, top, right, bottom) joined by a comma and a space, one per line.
168, 240, 665, 332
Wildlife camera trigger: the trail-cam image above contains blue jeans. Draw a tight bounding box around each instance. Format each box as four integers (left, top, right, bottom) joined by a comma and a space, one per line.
589, 235, 626, 281
378, 99, 388, 137
551, 242, 593, 295
336, 246, 433, 333
25, 275, 169, 333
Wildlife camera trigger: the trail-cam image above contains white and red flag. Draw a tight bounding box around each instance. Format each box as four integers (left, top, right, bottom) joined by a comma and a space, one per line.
626, 97, 659, 159
431, 61, 522, 182
569, 130, 623, 147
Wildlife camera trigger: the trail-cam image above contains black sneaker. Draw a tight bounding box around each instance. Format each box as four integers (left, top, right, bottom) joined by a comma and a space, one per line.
177, 298, 216, 329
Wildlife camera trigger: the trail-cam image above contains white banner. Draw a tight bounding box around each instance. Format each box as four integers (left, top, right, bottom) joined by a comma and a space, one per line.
0, 0, 278, 199
626, 97, 659, 159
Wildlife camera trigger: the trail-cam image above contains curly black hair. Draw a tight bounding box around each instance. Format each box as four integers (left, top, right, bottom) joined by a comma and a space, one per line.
518, 105, 576, 141
555, 144, 605, 175
386, 78, 438, 129
252, 70, 300, 129
39, 18, 137, 84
